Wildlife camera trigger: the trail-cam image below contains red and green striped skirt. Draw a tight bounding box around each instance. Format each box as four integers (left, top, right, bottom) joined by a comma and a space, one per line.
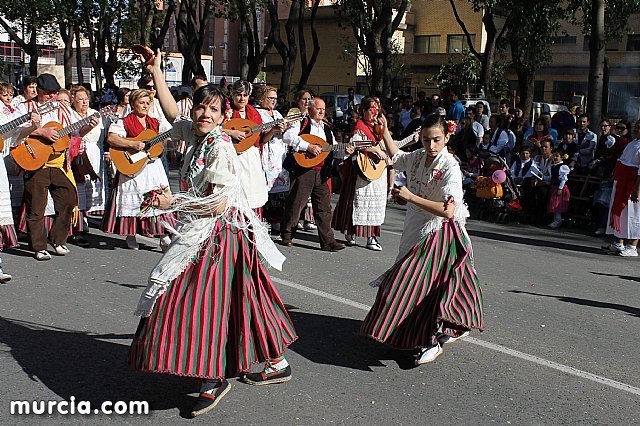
129, 220, 297, 379
101, 185, 175, 237
331, 160, 380, 238
361, 220, 484, 349
0, 224, 18, 250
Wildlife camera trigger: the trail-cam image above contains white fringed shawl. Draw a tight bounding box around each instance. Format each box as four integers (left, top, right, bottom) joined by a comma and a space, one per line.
134, 127, 285, 317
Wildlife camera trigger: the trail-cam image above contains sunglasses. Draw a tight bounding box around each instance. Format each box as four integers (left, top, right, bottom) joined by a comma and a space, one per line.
616, 126, 627, 130
144, 85, 155, 90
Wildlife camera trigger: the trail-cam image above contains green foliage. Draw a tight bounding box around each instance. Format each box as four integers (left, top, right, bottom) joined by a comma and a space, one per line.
428, 50, 506, 98
507, 0, 565, 74
567, 0, 640, 41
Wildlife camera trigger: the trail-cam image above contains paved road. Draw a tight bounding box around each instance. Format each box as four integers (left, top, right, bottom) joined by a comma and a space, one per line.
0, 193, 639, 424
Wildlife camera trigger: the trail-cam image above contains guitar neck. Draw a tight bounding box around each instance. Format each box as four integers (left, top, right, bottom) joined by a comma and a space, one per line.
146, 130, 172, 148
396, 132, 419, 150
0, 112, 31, 135
59, 113, 99, 137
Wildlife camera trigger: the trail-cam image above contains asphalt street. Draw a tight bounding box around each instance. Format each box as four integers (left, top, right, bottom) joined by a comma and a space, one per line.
0, 185, 639, 424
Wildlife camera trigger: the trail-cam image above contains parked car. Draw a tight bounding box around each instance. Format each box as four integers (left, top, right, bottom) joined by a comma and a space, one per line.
529, 102, 569, 125
319, 92, 364, 125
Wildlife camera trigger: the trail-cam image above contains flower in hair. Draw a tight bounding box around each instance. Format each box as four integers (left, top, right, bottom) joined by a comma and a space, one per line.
446, 120, 457, 134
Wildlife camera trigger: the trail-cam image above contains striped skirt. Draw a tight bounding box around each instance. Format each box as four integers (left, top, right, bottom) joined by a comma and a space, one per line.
332, 161, 380, 238
129, 221, 297, 379
0, 224, 18, 250
17, 204, 76, 235
361, 220, 484, 349
101, 184, 175, 237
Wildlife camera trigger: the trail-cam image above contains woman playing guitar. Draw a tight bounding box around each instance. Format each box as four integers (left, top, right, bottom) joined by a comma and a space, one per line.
222, 81, 268, 218
332, 96, 390, 251
102, 89, 176, 250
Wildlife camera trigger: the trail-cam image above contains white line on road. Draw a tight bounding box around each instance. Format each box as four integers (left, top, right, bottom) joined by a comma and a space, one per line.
271, 276, 640, 398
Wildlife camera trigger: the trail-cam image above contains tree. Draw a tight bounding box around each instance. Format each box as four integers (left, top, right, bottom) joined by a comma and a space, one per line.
506, 0, 564, 121
173, 0, 213, 84
567, 0, 640, 126
0, 0, 53, 76
296, 0, 321, 91
216, 0, 274, 82
53, 0, 80, 87
334, 0, 409, 98
428, 50, 507, 100
448, 0, 511, 99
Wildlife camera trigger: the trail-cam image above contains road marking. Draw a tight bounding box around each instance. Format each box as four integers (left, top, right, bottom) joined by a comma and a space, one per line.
272, 276, 640, 397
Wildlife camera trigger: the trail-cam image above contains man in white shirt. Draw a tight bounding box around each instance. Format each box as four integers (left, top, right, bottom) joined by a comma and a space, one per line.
280, 98, 352, 252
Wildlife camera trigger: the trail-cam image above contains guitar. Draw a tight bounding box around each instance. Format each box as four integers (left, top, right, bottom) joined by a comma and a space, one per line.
0, 101, 59, 152
356, 129, 421, 182
293, 134, 376, 168
223, 112, 304, 153
12, 106, 117, 171
109, 129, 172, 177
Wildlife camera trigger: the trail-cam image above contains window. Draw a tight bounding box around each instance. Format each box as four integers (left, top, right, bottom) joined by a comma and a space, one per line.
447, 34, 473, 53
583, 36, 620, 51
414, 35, 440, 54
552, 35, 577, 45
627, 34, 640, 51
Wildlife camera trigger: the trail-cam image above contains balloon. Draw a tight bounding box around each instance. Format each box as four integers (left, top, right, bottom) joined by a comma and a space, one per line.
492, 169, 506, 184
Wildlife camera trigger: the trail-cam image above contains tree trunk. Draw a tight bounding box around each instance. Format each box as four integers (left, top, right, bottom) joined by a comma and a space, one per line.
587, 0, 605, 130
28, 27, 38, 76
75, 24, 84, 84
239, 13, 250, 80
60, 23, 74, 88
175, 0, 210, 85
279, 0, 299, 98
602, 54, 609, 117
517, 69, 535, 122
297, 0, 320, 91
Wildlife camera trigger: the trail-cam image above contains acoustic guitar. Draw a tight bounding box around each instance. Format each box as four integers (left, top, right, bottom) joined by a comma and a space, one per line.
0, 101, 58, 152
293, 134, 375, 169
109, 129, 172, 177
356, 129, 421, 182
223, 112, 304, 153
11, 106, 117, 171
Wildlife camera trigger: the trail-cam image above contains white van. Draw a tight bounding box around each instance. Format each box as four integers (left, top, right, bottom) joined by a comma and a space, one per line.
529, 102, 569, 125
319, 92, 364, 125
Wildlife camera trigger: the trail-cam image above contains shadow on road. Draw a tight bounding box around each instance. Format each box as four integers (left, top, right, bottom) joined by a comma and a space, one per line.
509, 290, 640, 318
286, 308, 420, 372
590, 271, 640, 283
468, 230, 603, 255
0, 317, 199, 417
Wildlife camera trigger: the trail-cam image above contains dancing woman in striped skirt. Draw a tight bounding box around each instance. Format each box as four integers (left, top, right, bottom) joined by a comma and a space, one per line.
129, 49, 296, 418
361, 114, 484, 365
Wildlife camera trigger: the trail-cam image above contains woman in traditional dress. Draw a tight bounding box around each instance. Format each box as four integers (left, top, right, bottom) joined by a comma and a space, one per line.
129, 48, 296, 418
256, 86, 288, 231
102, 89, 175, 250
222, 80, 268, 218
606, 120, 640, 257
360, 114, 484, 365
0, 82, 20, 281
69, 86, 106, 244
332, 96, 389, 251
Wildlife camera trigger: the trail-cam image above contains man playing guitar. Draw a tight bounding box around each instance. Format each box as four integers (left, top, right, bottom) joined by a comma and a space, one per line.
15, 74, 99, 260
280, 98, 351, 252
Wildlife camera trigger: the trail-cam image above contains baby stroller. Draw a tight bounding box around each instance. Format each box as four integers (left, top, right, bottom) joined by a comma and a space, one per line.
469, 151, 521, 224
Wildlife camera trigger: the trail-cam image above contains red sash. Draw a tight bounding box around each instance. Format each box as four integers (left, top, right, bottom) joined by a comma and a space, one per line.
123, 113, 160, 138
609, 161, 639, 232
352, 119, 381, 142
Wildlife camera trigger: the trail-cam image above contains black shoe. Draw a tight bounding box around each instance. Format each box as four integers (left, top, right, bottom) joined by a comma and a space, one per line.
241, 365, 292, 386
321, 242, 345, 252
190, 379, 231, 418
70, 235, 89, 247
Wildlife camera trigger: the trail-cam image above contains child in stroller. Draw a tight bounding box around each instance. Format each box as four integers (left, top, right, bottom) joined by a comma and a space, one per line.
467, 150, 521, 223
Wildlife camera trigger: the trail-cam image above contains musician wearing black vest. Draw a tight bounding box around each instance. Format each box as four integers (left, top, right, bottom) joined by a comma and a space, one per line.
280, 98, 352, 251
